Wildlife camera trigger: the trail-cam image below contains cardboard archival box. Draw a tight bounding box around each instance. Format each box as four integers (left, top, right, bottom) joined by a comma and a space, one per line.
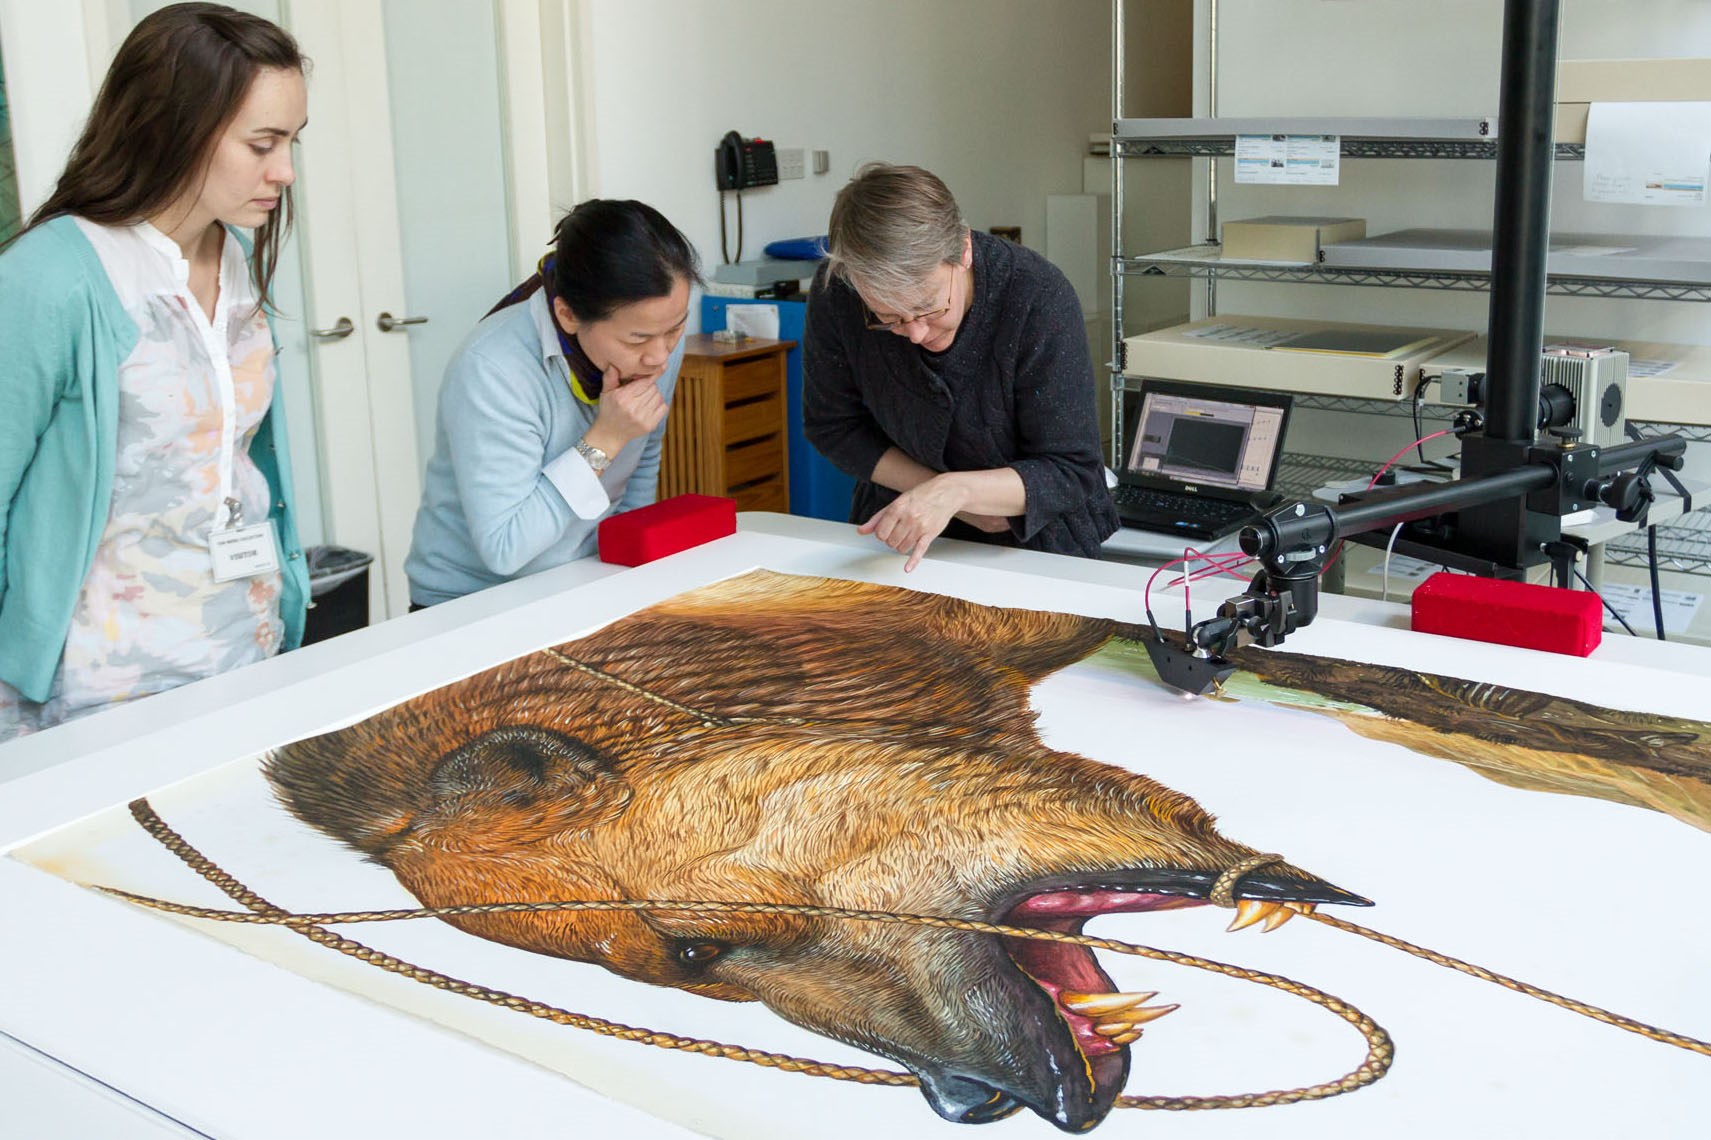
1122, 316, 1473, 401
1220, 216, 1367, 263
1553, 57, 1711, 143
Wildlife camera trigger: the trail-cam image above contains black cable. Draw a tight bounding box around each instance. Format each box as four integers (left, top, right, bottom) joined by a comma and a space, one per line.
1412, 374, 1431, 465
1648, 524, 1666, 641
1574, 568, 1637, 638
735, 189, 745, 264
1411, 373, 1455, 472
719, 190, 731, 264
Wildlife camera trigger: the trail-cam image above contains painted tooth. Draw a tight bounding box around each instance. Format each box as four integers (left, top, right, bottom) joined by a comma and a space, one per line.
1061, 990, 1159, 1016
1260, 905, 1297, 932
1226, 898, 1285, 932
1126, 1002, 1180, 1025
1284, 901, 1318, 915
1110, 1030, 1143, 1045
1093, 1022, 1135, 1037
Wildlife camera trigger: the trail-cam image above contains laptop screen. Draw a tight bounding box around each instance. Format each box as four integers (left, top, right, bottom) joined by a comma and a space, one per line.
1122, 380, 1291, 494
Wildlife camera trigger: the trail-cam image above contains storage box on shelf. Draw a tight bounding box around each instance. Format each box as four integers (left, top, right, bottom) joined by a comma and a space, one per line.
1553, 56, 1711, 144
1122, 315, 1471, 401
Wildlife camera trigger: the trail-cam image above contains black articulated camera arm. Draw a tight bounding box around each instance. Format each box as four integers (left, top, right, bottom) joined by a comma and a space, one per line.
1145, 432, 1687, 696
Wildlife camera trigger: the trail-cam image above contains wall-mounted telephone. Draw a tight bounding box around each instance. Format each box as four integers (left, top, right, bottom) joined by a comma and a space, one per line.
715, 130, 779, 191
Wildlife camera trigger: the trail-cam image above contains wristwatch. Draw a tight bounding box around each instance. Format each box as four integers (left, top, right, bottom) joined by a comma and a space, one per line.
574, 437, 612, 474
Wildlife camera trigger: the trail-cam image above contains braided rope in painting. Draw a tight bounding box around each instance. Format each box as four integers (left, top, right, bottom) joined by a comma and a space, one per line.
100, 796, 1709, 1127
110, 798, 1393, 1113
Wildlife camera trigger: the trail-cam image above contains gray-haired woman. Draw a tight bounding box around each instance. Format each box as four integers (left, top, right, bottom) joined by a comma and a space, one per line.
802, 163, 1117, 571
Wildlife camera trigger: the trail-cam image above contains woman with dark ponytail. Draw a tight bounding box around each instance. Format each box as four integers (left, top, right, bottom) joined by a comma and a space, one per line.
405, 200, 700, 605
0, 4, 310, 739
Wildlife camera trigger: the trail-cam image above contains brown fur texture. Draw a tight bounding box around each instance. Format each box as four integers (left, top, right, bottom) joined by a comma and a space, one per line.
1229, 647, 1711, 831
265, 569, 1711, 1127
267, 570, 1334, 1131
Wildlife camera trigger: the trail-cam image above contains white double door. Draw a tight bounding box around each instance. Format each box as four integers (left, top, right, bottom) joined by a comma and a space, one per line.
100, 0, 580, 620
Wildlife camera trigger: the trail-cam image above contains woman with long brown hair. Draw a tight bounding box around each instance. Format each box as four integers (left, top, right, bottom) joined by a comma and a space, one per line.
0, 3, 311, 739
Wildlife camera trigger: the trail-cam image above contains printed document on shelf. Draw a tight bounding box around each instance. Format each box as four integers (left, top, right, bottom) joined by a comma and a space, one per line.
1182, 323, 1300, 348
1598, 583, 1704, 636
1235, 135, 1340, 185
1584, 102, 1711, 207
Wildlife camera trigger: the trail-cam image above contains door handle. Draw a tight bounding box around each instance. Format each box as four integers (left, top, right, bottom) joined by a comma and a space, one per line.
377, 311, 429, 332
310, 316, 355, 340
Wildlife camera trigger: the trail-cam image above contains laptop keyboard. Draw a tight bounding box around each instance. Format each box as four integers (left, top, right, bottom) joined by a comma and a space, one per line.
1112, 485, 1251, 526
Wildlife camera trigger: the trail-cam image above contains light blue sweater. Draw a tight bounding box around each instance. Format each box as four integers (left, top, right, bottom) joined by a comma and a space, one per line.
0, 216, 309, 703
404, 291, 683, 605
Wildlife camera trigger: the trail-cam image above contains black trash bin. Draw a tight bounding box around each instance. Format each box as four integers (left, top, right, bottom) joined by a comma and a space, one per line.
301, 545, 373, 645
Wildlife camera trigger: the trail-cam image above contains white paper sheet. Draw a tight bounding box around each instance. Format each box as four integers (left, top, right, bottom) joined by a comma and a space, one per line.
1182, 322, 1300, 347
1598, 581, 1705, 635
725, 303, 780, 339
1584, 101, 1711, 206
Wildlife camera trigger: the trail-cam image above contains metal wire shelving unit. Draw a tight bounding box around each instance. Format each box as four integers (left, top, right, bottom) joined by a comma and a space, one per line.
1107, 0, 1711, 586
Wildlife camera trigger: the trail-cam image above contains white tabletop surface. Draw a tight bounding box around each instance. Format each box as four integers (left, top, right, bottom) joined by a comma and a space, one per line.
5, 512, 1709, 1139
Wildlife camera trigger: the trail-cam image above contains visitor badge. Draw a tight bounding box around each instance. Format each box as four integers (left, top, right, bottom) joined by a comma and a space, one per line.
210, 521, 281, 582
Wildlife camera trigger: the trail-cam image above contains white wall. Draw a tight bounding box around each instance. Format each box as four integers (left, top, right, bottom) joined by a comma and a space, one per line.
576, 0, 1111, 311
0, 0, 93, 216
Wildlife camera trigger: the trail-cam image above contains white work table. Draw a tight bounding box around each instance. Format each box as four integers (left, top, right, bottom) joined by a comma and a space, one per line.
3, 513, 1708, 1139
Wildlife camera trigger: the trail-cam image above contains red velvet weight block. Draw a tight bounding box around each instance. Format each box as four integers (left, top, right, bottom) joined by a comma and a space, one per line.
1410, 571, 1603, 657
597, 494, 738, 566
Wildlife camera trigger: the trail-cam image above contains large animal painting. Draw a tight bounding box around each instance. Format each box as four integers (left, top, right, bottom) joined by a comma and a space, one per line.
257, 570, 1708, 1130
15, 567, 1710, 1134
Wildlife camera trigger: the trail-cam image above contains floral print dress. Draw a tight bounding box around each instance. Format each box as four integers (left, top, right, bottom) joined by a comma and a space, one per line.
0, 221, 283, 738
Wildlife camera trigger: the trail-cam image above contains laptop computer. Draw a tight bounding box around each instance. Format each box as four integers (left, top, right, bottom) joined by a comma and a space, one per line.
1113, 379, 1293, 541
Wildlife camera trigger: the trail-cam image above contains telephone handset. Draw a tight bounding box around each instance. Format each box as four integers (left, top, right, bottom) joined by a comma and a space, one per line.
714, 130, 779, 191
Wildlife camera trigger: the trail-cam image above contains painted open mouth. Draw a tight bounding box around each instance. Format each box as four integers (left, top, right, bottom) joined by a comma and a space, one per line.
969, 867, 1373, 1131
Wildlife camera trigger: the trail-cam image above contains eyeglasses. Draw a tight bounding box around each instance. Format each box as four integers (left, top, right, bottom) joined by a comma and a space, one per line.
862, 273, 955, 331
865, 304, 949, 332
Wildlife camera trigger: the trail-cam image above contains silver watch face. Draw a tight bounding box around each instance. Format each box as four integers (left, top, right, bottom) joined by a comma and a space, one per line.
578, 441, 611, 472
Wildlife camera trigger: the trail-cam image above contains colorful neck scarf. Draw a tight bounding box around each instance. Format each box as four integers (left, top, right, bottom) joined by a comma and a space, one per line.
487, 254, 604, 403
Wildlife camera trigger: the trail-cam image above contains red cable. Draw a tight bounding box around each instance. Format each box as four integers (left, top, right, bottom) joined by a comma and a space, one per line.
1321, 428, 1458, 579
1146, 548, 1254, 624
1147, 427, 1458, 622
1367, 429, 1456, 491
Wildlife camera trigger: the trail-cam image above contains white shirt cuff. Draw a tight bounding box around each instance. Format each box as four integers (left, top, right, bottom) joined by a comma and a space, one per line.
544, 448, 613, 519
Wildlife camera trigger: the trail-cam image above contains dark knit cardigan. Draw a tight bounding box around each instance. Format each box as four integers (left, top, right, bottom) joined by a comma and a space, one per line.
803, 230, 1118, 557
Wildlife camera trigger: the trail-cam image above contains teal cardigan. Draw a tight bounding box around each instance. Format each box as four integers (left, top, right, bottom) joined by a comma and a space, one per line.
0, 216, 309, 704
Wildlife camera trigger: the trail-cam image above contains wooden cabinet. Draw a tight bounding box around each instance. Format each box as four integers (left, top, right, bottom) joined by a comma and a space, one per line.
659, 334, 793, 512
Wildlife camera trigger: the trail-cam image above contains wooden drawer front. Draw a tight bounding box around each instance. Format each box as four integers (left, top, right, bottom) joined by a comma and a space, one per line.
723, 356, 781, 403
724, 433, 784, 488
724, 391, 784, 444
659, 377, 722, 498
730, 475, 788, 512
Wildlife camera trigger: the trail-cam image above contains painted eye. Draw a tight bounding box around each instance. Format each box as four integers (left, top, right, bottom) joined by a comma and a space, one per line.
677, 941, 725, 964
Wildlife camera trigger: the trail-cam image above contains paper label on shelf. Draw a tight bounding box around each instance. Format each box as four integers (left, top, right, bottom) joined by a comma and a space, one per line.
1597, 582, 1704, 635
1182, 322, 1300, 347
1584, 102, 1711, 207
1235, 134, 1340, 185
1362, 554, 1438, 581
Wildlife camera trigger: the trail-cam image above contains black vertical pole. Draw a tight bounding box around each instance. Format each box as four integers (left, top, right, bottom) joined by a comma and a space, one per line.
1455, 0, 1561, 569
1483, 0, 1559, 442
